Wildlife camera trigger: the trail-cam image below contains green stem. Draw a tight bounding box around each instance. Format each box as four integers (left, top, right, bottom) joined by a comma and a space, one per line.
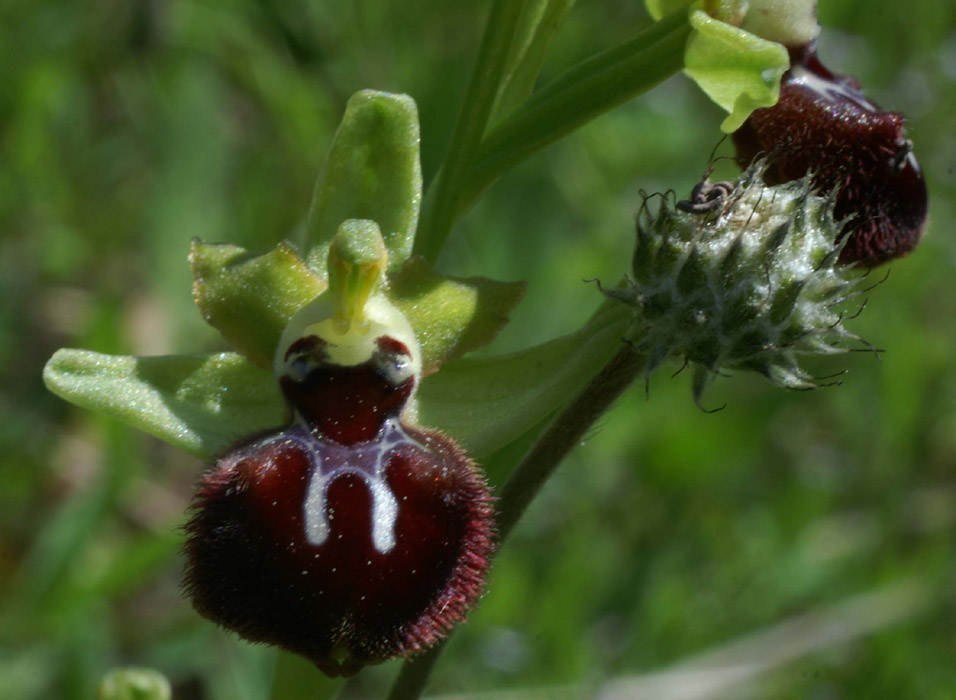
458, 10, 690, 219
385, 343, 647, 699
384, 643, 444, 700
490, 0, 578, 124
414, 0, 528, 264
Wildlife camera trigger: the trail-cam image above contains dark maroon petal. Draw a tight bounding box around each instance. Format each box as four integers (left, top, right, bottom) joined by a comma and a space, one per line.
280, 335, 416, 444
733, 44, 928, 267
183, 423, 494, 676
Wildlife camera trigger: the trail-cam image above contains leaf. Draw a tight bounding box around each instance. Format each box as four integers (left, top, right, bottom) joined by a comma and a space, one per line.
307, 90, 422, 272
416, 301, 632, 457
43, 350, 285, 460
456, 10, 691, 223
190, 240, 326, 369
388, 256, 526, 375
683, 9, 789, 132
491, 0, 577, 122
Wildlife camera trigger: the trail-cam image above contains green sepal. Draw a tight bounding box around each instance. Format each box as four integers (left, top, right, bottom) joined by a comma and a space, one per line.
190, 240, 326, 369
417, 301, 631, 457
43, 303, 630, 462
683, 9, 788, 132
389, 256, 526, 375
192, 233, 525, 378
307, 90, 422, 272
43, 350, 285, 460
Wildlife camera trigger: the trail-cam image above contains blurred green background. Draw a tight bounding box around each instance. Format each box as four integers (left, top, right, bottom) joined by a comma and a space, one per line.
3, 0, 956, 697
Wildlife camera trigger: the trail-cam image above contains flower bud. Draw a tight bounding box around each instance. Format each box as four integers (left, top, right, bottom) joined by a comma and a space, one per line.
183, 222, 494, 676
733, 44, 928, 266
605, 162, 866, 403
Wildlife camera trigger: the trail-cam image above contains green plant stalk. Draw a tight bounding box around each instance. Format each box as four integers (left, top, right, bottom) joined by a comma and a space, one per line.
458, 10, 691, 221
415, 9, 690, 262
490, 0, 578, 123
386, 342, 647, 700
414, 0, 528, 264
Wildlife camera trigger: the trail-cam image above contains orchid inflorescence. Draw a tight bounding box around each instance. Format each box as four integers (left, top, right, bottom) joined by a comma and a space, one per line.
46, 0, 928, 693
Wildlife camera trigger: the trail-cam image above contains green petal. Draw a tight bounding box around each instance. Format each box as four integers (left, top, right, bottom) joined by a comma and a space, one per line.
417, 302, 631, 457
307, 90, 422, 272
43, 350, 284, 460
389, 257, 526, 375
683, 9, 789, 132
190, 240, 326, 369
44, 304, 630, 463
192, 236, 524, 377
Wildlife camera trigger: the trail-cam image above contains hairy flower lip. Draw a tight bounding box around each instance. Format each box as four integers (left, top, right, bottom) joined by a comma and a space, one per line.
733, 42, 928, 267
183, 419, 495, 676
184, 285, 496, 676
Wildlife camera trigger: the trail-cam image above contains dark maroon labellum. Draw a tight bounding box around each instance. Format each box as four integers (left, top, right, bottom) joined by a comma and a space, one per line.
733, 43, 928, 267
184, 332, 494, 676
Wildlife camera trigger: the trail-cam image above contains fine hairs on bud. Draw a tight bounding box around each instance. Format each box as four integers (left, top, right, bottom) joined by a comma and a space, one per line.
603, 160, 877, 406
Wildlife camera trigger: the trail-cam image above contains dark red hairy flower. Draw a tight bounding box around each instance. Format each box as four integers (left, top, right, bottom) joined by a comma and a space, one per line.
183, 332, 494, 676
733, 43, 928, 266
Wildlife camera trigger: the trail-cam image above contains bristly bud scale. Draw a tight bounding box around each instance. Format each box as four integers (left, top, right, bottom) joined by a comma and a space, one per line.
604, 163, 871, 405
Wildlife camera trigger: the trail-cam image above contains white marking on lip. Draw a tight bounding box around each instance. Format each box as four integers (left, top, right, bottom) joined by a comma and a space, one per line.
301, 420, 429, 555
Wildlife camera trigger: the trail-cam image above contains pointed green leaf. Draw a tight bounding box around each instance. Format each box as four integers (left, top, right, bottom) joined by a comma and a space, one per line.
491, 0, 577, 122
389, 257, 526, 375
683, 9, 788, 132
417, 302, 632, 457
307, 90, 422, 272
43, 350, 284, 460
190, 240, 326, 369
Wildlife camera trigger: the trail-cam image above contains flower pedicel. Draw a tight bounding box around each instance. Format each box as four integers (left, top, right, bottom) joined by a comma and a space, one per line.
183, 221, 494, 676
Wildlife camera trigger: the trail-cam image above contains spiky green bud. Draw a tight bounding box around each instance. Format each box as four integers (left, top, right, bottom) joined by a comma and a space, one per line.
605, 162, 869, 405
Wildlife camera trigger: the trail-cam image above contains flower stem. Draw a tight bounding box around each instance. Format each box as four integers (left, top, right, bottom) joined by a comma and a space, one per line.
414, 0, 528, 264
386, 342, 647, 699
496, 343, 646, 538
457, 10, 690, 221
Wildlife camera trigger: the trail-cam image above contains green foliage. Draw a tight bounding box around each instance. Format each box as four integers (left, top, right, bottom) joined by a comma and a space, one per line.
5, 0, 956, 698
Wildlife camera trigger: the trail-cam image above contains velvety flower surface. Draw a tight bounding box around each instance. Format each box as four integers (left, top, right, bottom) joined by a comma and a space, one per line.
733, 43, 928, 266
183, 249, 495, 676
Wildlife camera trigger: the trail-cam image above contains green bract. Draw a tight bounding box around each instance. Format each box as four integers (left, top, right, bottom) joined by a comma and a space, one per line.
43, 90, 633, 462
644, 0, 793, 132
